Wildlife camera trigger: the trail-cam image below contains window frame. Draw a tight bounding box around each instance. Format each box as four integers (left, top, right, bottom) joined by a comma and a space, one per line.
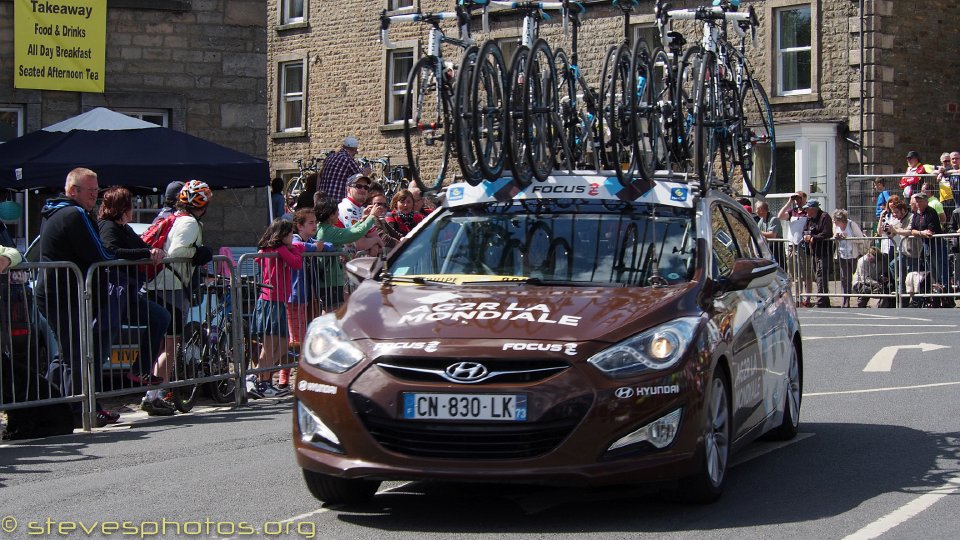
765, 0, 819, 104
275, 55, 307, 135
383, 43, 416, 126
385, 0, 415, 12
115, 108, 169, 127
759, 123, 838, 213
279, 0, 306, 26
0, 106, 25, 144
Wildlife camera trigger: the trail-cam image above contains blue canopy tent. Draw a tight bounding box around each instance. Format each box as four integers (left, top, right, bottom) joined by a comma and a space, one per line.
0, 108, 269, 190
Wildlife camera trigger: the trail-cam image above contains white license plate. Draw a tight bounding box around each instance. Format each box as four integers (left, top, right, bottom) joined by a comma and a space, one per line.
402, 393, 527, 421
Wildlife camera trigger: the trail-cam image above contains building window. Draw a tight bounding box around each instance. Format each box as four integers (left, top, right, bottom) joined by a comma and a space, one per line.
386, 48, 414, 124
281, 0, 304, 25
775, 5, 812, 95
389, 0, 414, 10
496, 37, 520, 66
279, 60, 305, 132
758, 123, 836, 212
117, 109, 168, 127
0, 106, 25, 143
630, 24, 662, 50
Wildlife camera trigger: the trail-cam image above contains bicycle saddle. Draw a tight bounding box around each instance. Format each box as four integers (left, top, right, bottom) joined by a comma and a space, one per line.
667, 31, 686, 48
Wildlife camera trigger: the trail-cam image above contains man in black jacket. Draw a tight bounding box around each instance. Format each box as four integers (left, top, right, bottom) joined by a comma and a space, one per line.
36, 167, 120, 428
801, 200, 834, 307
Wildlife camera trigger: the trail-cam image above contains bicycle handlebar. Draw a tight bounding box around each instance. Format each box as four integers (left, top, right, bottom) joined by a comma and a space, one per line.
667, 5, 752, 23
481, 1, 566, 35
380, 7, 473, 50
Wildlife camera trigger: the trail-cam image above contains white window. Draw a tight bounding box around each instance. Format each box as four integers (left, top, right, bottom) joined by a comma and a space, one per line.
759, 123, 836, 211
279, 60, 304, 132
631, 24, 662, 51
389, 0, 414, 11
117, 109, 168, 127
386, 48, 414, 124
775, 5, 812, 95
0, 106, 25, 143
281, 0, 304, 25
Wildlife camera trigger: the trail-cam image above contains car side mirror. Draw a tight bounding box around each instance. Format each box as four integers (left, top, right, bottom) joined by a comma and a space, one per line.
716, 258, 779, 294
344, 256, 378, 283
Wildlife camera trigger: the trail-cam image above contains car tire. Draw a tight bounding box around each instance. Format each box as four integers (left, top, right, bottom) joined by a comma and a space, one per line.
680, 368, 730, 504
766, 342, 802, 441
302, 469, 380, 505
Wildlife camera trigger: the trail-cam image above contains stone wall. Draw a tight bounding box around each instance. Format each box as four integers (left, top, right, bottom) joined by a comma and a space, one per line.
0, 0, 269, 249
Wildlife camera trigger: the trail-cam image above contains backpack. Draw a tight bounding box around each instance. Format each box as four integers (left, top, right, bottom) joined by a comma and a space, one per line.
140, 213, 184, 279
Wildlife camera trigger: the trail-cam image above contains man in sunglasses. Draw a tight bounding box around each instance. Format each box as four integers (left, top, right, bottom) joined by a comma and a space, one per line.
337, 173, 372, 227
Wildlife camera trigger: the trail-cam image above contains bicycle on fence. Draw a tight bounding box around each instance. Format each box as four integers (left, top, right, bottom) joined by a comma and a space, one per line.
666, 0, 775, 196
284, 156, 322, 211
380, 4, 479, 193
167, 275, 257, 412
358, 155, 406, 200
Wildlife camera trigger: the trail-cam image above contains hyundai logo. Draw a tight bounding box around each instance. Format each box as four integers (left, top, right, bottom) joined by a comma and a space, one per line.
615, 387, 635, 399
444, 361, 489, 383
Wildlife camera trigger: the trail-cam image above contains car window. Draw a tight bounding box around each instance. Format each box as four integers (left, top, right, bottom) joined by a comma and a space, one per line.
388, 203, 697, 286
721, 206, 761, 259
711, 205, 738, 275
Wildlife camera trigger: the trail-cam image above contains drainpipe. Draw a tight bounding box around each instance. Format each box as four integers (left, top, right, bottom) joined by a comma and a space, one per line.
859, 0, 865, 175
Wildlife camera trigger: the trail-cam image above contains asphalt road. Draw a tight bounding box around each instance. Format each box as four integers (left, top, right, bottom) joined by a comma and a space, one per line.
3, 308, 960, 539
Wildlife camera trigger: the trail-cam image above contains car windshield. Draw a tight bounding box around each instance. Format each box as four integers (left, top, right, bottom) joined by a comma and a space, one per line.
386, 201, 697, 286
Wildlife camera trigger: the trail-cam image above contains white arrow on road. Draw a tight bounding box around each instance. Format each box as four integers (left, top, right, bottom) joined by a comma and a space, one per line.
863, 343, 951, 372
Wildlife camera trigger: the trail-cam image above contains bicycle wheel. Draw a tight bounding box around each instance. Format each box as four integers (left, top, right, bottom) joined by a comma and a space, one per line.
504, 45, 532, 186
693, 51, 739, 188
454, 46, 482, 185
675, 45, 703, 172
170, 321, 204, 413
524, 39, 559, 182
608, 43, 638, 185
597, 45, 618, 172
471, 41, 508, 182
284, 176, 305, 205
737, 77, 776, 196
553, 48, 580, 170
403, 56, 453, 193
650, 48, 676, 168
630, 38, 663, 181
205, 322, 244, 403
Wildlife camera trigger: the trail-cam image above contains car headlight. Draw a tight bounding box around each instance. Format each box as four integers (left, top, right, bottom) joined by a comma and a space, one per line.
302, 313, 364, 373
588, 316, 700, 378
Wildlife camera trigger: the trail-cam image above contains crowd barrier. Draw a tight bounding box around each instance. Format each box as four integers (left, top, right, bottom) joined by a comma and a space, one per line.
769, 232, 960, 308
0, 250, 354, 432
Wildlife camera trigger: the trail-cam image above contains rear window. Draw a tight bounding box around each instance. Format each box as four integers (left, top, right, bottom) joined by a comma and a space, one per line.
388, 202, 697, 286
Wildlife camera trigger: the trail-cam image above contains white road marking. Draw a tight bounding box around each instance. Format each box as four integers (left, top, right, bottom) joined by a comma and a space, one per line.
863, 343, 951, 372
805, 381, 960, 397
801, 324, 954, 328
842, 476, 960, 540
799, 313, 932, 322
805, 330, 960, 340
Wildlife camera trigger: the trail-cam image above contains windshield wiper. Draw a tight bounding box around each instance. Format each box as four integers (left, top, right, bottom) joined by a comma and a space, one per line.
381, 275, 455, 286
523, 277, 624, 288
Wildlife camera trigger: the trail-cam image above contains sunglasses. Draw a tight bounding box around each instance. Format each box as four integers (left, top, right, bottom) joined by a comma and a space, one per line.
352, 184, 370, 190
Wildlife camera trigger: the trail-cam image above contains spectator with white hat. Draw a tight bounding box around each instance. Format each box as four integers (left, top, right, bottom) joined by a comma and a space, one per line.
317, 136, 362, 202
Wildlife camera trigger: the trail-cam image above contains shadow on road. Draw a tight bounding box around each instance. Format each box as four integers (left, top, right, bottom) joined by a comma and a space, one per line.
331, 422, 960, 532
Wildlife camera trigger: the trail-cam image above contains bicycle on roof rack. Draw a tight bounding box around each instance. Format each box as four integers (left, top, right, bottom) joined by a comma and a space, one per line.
667, 0, 775, 196
380, 3, 481, 193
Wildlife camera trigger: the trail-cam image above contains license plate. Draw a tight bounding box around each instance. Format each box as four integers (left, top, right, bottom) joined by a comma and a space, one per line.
402, 393, 527, 421
110, 348, 139, 366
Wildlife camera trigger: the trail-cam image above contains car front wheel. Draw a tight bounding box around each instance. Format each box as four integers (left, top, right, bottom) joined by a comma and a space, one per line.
680, 368, 730, 503
302, 469, 380, 505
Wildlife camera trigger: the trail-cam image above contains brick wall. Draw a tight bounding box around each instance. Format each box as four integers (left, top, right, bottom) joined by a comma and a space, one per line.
0, 0, 268, 249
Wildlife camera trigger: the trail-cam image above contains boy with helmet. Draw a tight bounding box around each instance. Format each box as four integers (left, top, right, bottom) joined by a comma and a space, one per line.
141, 180, 214, 413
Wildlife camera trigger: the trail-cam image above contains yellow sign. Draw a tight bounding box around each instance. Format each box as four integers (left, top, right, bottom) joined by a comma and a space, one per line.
13, 0, 106, 93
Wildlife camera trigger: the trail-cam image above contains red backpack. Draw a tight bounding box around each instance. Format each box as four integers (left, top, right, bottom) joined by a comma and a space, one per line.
140, 213, 185, 279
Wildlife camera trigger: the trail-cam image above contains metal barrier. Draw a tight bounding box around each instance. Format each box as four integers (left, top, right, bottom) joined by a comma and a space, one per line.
770, 233, 960, 308
0, 261, 89, 423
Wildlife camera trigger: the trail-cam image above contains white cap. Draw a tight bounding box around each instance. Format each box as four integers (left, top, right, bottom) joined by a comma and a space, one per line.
343, 136, 359, 149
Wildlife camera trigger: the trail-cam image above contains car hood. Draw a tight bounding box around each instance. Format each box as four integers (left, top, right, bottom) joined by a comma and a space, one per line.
337, 278, 700, 344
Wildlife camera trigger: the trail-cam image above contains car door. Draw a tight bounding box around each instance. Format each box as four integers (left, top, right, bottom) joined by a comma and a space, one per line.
709, 201, 766, 434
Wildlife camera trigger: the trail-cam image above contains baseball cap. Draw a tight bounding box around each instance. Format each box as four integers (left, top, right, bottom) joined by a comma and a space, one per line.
347, 172, 370, 186
906, 150, 921, 160
912, 192, 928, 200
343, 136, 359, 149
801, 200, 820, 209
164, 180, 185, 200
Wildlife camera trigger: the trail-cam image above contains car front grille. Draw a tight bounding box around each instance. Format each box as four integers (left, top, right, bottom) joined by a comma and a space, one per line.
376, 357, 569, 384
350, 392, 591, 459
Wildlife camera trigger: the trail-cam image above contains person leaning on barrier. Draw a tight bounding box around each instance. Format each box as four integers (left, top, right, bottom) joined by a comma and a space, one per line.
36, 167, 121, 428
921, 183, 947, 225
314, 197, 379, 312
852, 247, 892, 308
96, 187, 175, 415
801, 200, 834, 308
755, 201, 783, 266
882, 199, 919, 295
142, 180, 214, 411
832, 209, 867, 308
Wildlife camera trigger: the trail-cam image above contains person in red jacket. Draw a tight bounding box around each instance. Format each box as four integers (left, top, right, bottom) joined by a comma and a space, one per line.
900, 150, 932, 198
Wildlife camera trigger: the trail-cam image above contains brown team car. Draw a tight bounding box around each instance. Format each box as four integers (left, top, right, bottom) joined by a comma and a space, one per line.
294, 175, 802, 504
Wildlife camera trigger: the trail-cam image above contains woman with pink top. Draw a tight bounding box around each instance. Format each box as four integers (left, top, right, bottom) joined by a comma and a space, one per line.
248, 219, 303, 399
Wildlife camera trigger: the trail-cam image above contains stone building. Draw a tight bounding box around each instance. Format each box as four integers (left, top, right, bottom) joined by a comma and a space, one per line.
0, 0, 269, 249
267, 0, 959, 218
